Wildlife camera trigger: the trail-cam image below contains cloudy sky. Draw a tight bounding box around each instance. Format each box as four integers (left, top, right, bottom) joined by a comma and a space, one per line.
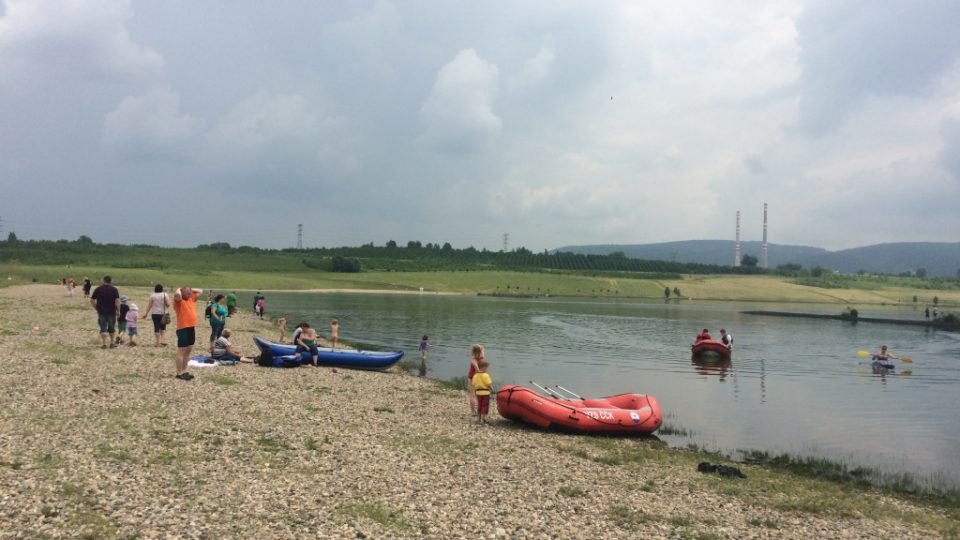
1, 0, 959, 251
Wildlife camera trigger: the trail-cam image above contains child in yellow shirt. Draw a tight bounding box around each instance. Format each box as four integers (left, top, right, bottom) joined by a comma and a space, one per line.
471, 359, 492, 424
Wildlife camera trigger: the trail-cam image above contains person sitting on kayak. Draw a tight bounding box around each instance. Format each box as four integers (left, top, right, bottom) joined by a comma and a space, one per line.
872, 345, 897, 362
694, 329, 712, 343
295, 326, 320, 367
719, 329, 733, 349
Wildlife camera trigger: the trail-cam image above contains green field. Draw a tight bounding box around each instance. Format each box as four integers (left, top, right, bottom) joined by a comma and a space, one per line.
4, 263, 959, 306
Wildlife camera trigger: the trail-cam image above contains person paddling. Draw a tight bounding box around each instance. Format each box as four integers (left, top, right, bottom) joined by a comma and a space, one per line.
872, 345, 897, 362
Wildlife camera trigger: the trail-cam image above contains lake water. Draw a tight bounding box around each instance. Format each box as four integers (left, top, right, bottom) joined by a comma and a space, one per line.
250, 292, 960, 488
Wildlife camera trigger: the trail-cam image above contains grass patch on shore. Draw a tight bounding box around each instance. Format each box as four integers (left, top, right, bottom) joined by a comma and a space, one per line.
95, 442, 135, 462
336, 503, 412, 531
558, 485, 586, 497
255, 435, 291, 452
606, 505, 654, 528
373, 405, 394, 413
210, 375, 239, 386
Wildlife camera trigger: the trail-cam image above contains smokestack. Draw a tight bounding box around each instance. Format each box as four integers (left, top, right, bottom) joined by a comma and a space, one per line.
762, 203, 768, 269
734, 211, 741, 266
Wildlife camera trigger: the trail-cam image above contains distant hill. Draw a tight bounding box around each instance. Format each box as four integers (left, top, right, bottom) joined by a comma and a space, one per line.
554, 241, 960, 277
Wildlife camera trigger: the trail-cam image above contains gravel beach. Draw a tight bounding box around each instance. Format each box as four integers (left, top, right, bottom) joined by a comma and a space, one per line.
0, 284, 951, 539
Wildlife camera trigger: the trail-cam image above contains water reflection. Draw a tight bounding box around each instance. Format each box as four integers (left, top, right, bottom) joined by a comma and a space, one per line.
691, 355, 732, 380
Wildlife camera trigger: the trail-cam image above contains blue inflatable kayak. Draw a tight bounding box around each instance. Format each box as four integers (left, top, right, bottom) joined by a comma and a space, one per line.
872, 359, 896, 370
253, 336, 404, 370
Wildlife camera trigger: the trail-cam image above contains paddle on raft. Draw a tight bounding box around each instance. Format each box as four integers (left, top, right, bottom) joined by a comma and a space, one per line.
857, 350, 913, 363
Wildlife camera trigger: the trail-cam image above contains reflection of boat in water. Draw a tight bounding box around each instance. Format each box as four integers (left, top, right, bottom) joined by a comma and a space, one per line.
691, 339, 732, 361
692, 356, 732, 378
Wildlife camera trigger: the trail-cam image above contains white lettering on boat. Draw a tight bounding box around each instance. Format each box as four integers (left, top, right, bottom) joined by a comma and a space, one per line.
581, 409, 615, 420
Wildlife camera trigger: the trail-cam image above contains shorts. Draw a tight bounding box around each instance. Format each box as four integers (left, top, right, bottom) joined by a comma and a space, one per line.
295, 343, 319, 356
210, 322, 225, 342
151, 314, 166, 333
476, 395, 490, 416
118, 320, 127, 333
98, 313, 116, 334
127, 326, 138, 337
176, 327, 196, 348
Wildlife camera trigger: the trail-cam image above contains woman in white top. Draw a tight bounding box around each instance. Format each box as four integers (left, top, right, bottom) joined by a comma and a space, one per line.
144, 284, 171, 347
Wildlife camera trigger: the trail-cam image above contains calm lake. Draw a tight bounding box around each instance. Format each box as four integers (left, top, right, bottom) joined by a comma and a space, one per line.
249, 292, 960, 488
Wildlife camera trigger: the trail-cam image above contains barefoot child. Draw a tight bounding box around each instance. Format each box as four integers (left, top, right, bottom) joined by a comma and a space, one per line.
117, 295, 130, 345
466, 344, 484, 415
125, 303, 139, 346
330, 319, 339, 349
295, 326, 320, 366
471, 359, 492, 424
277, 314, 288, 342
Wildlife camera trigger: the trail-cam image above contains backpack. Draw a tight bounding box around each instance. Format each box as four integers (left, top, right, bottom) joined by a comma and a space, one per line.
204, 302, 212, 319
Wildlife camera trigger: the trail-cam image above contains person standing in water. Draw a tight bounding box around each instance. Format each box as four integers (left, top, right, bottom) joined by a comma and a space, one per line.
418, 335, 429, 377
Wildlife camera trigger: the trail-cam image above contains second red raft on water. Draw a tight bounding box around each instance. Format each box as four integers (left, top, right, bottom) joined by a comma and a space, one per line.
496, 385, 662, 435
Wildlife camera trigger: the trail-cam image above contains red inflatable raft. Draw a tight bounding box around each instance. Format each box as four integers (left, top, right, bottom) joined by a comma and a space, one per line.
497, 385, 662, 435
691, 339, 731, 359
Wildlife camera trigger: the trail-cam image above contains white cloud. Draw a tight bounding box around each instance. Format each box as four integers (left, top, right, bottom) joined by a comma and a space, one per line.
420, 48, 502, 153
102, 87, 202, 159
508, 46, 556, 91
940, 100, 960, 180
0, 0, 163, 85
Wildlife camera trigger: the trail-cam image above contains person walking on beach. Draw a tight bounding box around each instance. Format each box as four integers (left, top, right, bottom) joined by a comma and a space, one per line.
144, 284, 170, 347
173, 286, 203, 380
330, 319, 339, 348
66, 277, 75, 297
125, 303, 139, 346
277, 314, 288, 342
117, 295, 130, 344
255, 296, 265, 319
90, 276, 120, 349
208, 294, 227, 353
471, 359, 493, 425
82, 277, 92, 298
226, 291, 237, 316
418, 335, 429, 377
253, 291, 263, 313
466, 344, 484, 416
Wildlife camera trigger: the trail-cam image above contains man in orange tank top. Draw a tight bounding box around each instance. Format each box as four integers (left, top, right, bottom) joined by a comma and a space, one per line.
173, 286, 203, 380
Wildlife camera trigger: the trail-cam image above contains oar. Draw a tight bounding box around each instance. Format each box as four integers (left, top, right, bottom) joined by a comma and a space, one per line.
857, 350, 912, 363
554, 385, 583, 400
530, 381, 562, 399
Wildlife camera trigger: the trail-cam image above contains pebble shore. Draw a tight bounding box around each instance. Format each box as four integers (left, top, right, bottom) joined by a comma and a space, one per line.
0, 285, 948, 538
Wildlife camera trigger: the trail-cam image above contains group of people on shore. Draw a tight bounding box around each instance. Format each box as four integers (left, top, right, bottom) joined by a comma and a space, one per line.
83, 276, 253, 379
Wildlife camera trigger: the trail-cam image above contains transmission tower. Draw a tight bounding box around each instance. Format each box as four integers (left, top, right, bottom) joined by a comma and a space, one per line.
296, 224, 303, 249
502, 233, 509, 252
